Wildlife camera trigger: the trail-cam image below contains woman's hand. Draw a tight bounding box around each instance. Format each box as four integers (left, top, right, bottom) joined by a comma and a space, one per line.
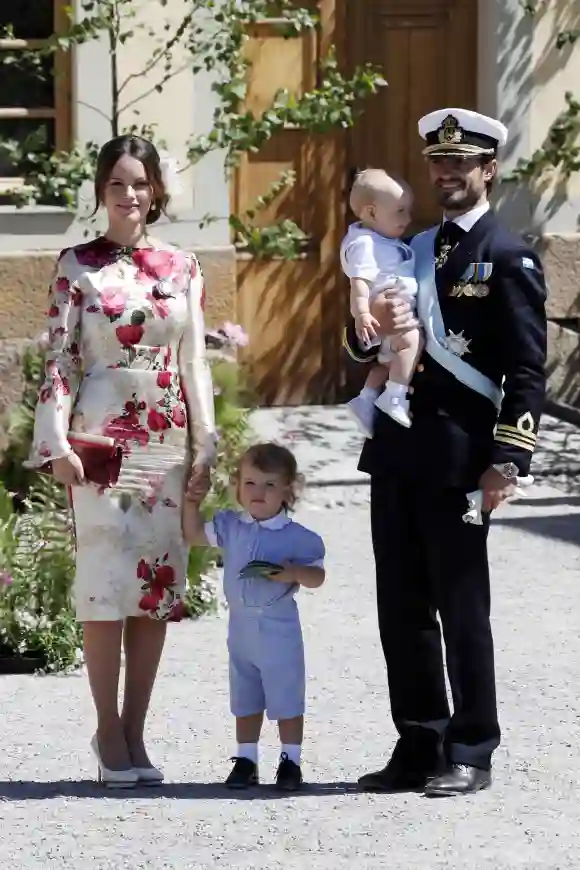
52, 453, 85, 486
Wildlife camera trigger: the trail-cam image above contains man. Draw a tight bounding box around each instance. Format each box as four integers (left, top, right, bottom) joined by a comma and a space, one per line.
343, 108, 547, 796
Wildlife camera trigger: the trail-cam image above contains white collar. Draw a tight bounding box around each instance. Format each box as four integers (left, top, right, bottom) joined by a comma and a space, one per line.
445, 201, 490, 232
239, 510, 291, 530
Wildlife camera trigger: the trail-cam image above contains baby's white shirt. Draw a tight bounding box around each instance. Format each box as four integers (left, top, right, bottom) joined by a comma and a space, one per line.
340, 222, 417, 303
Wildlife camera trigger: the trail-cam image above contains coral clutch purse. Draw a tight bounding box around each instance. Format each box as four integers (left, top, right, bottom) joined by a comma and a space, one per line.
39, 432, 123, 488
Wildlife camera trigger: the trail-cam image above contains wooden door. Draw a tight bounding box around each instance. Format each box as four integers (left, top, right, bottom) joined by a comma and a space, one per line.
346, 0, 478, 233
343, 0, 478, 398
234, 2, 346, 407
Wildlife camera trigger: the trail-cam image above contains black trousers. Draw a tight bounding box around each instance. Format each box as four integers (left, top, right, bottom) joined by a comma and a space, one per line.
370, 476, 500, 770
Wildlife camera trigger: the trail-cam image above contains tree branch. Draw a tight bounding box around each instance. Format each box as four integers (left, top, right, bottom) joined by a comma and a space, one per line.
76, 100, 112, 124
117, 10, 197, 96
118, 62, 192, 114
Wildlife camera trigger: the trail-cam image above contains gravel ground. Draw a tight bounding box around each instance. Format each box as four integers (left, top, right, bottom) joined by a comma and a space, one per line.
1, 477, 579, 869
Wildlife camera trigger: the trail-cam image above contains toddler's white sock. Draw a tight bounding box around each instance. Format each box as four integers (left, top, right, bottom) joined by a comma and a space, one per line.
360, 386, 380, 402
385, 381, 407, 397
237, 742, 258, 764
281, 743, 302, 765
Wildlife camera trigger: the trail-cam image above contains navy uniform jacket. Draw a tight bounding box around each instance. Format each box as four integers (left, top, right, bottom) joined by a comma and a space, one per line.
343, 210, 548, 489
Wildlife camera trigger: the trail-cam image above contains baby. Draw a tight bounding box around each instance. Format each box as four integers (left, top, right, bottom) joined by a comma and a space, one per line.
341, 168, 423, 434
183, 442, 325, 793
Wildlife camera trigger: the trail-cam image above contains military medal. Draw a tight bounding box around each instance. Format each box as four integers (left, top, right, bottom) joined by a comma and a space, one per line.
435, 243, 453, 270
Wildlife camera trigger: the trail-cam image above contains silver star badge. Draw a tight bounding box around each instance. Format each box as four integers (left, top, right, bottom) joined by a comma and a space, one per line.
445, 329, 471, 357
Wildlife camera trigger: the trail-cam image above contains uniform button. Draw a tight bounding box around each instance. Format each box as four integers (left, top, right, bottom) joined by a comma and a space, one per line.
417, 364, 424, 373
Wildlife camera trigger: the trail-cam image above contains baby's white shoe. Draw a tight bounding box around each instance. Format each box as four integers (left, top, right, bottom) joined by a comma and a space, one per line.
374, 390, 412, 428
345, 395, 375, 438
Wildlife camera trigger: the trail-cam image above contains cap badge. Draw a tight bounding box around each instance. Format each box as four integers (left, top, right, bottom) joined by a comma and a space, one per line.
438, 115, 463, 144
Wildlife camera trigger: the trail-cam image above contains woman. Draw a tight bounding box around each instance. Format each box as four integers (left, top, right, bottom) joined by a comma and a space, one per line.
26, 135, 217, 788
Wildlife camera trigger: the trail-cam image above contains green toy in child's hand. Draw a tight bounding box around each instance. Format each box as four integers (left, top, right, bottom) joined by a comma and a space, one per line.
239, 559, 284, 579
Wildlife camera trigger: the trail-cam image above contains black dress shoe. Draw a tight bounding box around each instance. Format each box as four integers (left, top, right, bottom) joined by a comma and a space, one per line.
225, 757, 259, 789
275, 753, 303, 792
424, 763, 491, 797
358, 740, 442, 793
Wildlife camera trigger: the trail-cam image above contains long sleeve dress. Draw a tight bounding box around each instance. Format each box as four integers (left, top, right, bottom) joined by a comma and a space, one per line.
26, 237, 217, 622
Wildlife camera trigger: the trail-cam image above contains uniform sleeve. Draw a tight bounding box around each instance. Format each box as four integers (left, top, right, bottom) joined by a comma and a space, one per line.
26, 249, 83, 467
491, 247, 547, 475
178, 254, 218, 468
342, 320, 380, 364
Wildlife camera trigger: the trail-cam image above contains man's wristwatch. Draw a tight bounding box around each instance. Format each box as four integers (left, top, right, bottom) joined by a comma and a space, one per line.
492, 462, 519, 480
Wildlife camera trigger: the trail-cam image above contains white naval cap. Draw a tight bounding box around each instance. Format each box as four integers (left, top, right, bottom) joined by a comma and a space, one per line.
418, 108, 508, 157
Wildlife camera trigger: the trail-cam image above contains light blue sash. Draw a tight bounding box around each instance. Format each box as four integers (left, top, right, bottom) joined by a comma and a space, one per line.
411, 227, 502, 410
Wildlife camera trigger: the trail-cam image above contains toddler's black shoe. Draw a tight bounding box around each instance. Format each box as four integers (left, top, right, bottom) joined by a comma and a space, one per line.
275, 752, 303, 792
225, 757, 259, 789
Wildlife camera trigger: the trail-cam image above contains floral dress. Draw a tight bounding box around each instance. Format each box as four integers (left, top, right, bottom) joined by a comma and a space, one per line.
27, 237, 217, 622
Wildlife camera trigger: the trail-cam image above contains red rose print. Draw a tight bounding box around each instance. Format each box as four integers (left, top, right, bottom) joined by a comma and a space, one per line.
139, 593, 160, 612
73, 288, 83, 306
100, 287, 126, 318
39, 385, 52, 403
154, 564, 175, 588
86, 304, 100, 313
39, 443, 52, 458
137, 558, 152, 582
168, 599, 186, 622
48, 304, 60, 318
171, 405, 186, 427
156, 371, 172, 389
116, 324, 144, 347
55, 277, 70, 294
147, 409, 170, 432
200, 281, 206, 311
61, 377, 71, 396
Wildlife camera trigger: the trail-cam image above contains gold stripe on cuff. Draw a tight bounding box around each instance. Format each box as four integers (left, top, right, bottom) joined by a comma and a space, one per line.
495, 423, 537, 445
494, 433, 535, 452
342, 328, 375, 364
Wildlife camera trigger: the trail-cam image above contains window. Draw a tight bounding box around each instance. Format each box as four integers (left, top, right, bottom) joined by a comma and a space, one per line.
0, 1, 71, 187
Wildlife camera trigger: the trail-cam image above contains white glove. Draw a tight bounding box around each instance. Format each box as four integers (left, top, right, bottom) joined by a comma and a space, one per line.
462, 475, 534, 525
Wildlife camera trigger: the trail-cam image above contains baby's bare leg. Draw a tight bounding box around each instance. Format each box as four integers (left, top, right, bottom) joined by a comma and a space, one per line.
387, 328, 423, 387
364, 363, 389, 391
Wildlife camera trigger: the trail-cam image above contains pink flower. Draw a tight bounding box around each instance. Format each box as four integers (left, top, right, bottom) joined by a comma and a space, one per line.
221, 321, 249, 347
171, 405, 186, 427
133, 249, 184, 282
99, 287, 126, 318
0, 571, 13, 587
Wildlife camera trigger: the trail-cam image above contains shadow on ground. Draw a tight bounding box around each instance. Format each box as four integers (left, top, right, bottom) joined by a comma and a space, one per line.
0, 780, 361, 802
495, 512, 580, 547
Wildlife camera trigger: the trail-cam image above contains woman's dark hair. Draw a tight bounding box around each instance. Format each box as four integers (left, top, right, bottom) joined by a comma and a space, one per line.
93, 135, 168, 224
235, 442, 304, 510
